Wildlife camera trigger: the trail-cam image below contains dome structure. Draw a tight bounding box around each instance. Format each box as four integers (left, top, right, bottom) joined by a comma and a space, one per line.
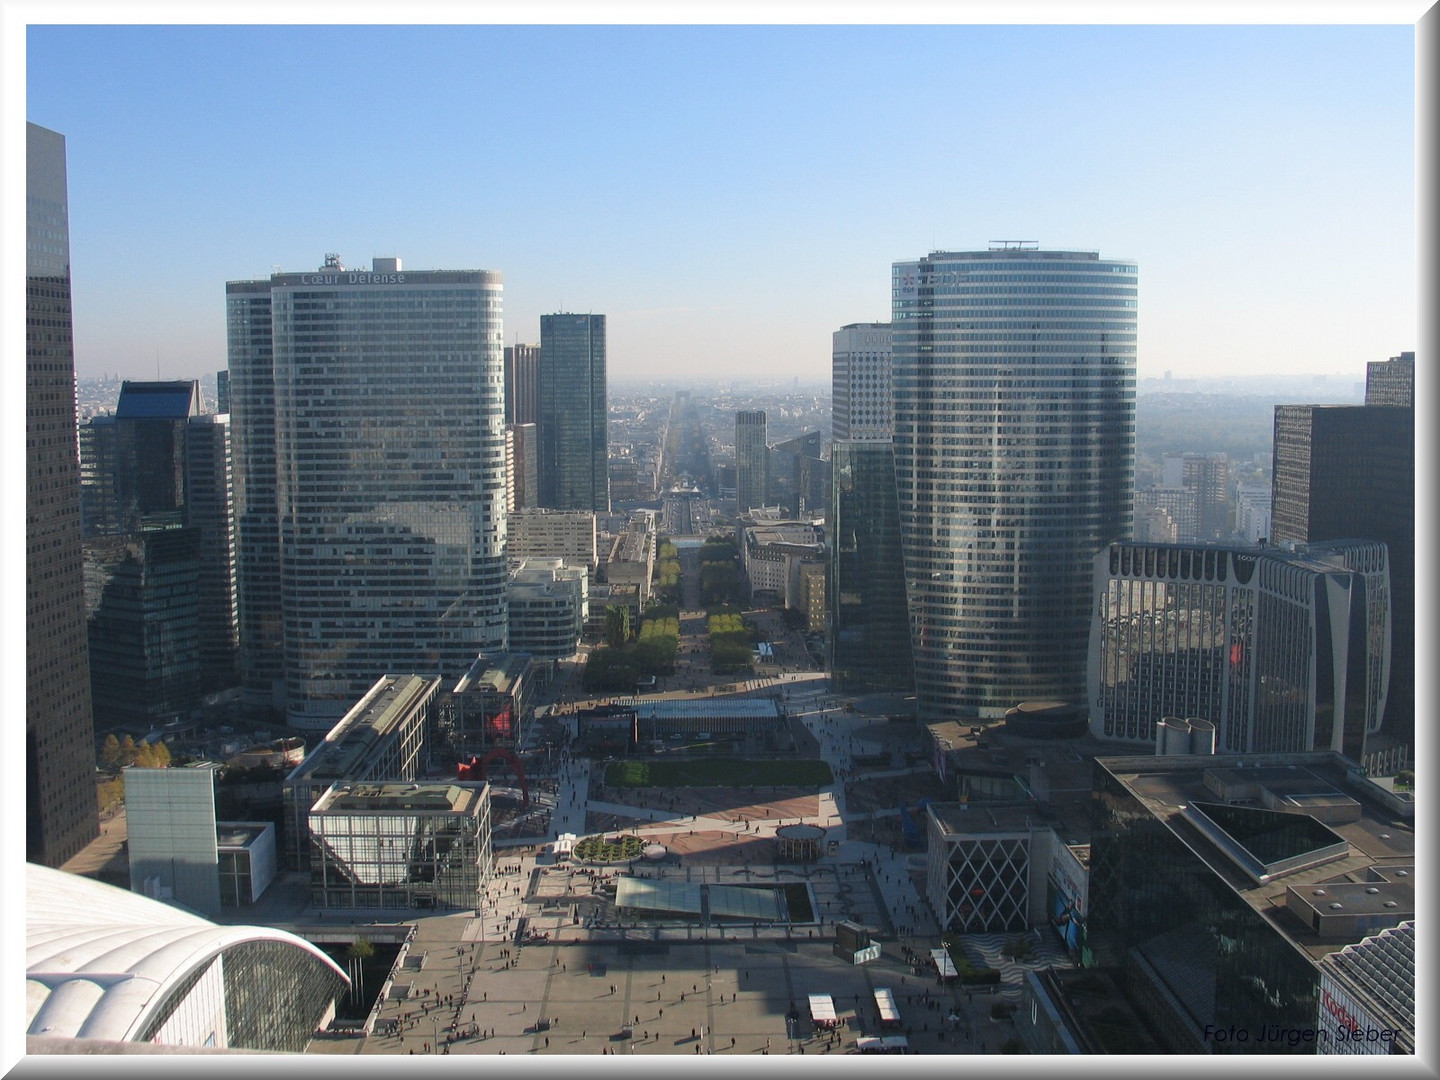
26, 864, 348, 1052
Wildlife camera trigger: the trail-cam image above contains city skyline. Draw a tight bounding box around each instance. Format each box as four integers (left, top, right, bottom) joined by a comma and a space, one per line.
15, 16, 1420, 384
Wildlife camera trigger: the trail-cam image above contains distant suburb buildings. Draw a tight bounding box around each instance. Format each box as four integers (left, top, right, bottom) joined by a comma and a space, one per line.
892, 245, 1137, 719
227, 256, 508, 729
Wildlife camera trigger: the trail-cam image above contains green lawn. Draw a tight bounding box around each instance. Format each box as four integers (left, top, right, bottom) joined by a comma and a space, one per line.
606, 757, 834, 788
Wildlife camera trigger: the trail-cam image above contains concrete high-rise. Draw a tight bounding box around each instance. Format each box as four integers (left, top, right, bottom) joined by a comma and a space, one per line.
227, 256, 509, 730
892, 246, 1136, 718
832, 322, 894, 442
505, 342, 540, 425
735, 410, 768, 513
26, 122, 99, 866
538, 314, 609, 512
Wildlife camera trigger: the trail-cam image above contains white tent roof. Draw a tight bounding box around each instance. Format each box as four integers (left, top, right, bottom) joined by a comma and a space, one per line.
807, 993, 836, 1021
26, 863, 347, 1043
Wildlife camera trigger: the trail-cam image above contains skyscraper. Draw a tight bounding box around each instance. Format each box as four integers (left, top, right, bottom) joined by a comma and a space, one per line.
1271, 393, 1413, 751
735, 410, 768, 513
227, 256, 509, 729
504, 342, 540, 425
538, 313, 609, 512
1364, 351, 1413, 407
26, 122, 99, 865
829, 322, 912, 694
892, 245, 1136, 718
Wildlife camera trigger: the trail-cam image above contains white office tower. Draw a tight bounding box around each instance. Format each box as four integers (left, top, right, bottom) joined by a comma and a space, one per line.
891, 246, 1136, 719
228, 256, 508, 729
832, 322, 894, 442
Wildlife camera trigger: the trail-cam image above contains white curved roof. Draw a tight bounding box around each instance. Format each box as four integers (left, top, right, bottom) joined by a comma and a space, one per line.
26, 864, 348, 1043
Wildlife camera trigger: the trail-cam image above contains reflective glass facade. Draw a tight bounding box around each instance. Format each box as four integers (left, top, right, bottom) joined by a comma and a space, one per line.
829, 441, 913, 693
229, 262, 509, 728
1089, 540, 1389, 759
735, 410, 768, 513
1088, 763, 1326, 1054
892, 249, 1136, 718
538, 313, 608, 512
26, 123, 98, 867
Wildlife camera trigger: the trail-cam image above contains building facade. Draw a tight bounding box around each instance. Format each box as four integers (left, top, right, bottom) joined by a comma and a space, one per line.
308, 781, 492, 911
735, 409, 768, 513
504, 341, 540, 425
1271, 399, 1412, 752
1087, 752, 1414, 1054
227, 256, 508, 729
26, 122, 98, 867
538, 313, 608, 512
832, 322, 894, 442
1089, 539, 1389, 759
830, 440, 914, 695
282, 673, 439, 870
507, 559, 588, 664
507, 507, 598, 569
892, 246, 1136, 718
85, 525, 203, 726
124, 762, 224, 916
1364, 351, 1413, 408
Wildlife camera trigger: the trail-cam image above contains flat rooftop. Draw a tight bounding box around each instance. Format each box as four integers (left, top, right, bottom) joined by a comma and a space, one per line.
311, 781, 487, 816
288, 674, 438, 783
1096, 752, 1415, 961
630, 698, 782, 720
927, 802, 1055, 837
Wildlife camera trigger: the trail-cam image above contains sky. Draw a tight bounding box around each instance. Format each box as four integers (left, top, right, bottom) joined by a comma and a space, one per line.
12, 15, 1423, 386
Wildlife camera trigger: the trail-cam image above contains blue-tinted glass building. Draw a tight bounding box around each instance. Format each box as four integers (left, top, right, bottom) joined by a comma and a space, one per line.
538, 313, 609, 512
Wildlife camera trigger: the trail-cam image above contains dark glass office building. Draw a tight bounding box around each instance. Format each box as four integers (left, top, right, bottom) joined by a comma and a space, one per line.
538, 313, 609, 512
1087, 752, 1414, 1054
892, 247, 1136, 719
1271, 401, 1413, 753
26, 122, 98, 866
830, 441, 914, 694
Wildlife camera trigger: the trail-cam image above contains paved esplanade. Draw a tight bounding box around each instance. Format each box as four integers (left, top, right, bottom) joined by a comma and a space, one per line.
310, 670, 1049, 1056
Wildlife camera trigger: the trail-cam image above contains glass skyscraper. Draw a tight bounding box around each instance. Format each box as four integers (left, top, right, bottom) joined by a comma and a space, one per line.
227, 256, 508, 729
892, 246, 1136, 719
26, 122, 99, 866
538, 313, 609, 512
735, 409, 767, 513
829, 322, 912, 694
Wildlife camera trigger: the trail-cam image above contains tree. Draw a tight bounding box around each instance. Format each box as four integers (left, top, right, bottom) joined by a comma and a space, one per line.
346, 937, 375, 1006
119, 735, 139, 767
99, 734, 121, 769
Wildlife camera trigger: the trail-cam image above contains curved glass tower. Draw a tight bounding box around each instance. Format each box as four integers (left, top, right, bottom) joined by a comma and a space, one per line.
891, 246, 1136, 718
229, 257, 509, 729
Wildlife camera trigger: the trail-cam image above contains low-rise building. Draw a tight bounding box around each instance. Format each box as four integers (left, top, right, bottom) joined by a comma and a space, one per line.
281, 674, 439, 870
308, 780, 492, 912
508, 559, 588, 667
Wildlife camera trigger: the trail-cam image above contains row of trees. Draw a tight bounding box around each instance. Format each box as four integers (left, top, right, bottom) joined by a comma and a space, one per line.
654, 540, 681, 604
698, 536, 743, 607
99, 733, 172, 770
582, 603, 680, 692
707, 605, 754, 673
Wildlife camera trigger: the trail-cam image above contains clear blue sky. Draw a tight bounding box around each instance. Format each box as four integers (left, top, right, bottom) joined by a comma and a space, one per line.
20, 20, 1418, 384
